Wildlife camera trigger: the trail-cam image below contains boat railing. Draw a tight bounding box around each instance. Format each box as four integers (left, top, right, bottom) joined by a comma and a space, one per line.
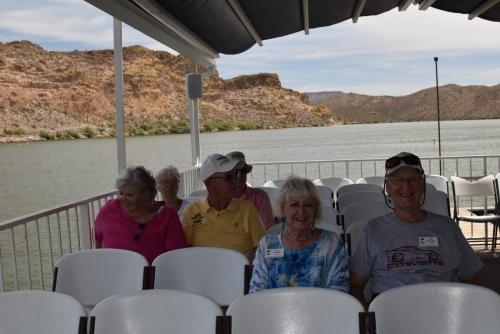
1, 154, 499, 293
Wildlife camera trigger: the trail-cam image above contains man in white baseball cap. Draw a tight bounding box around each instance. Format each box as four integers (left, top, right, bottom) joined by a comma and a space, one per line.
182, 154, 265, 261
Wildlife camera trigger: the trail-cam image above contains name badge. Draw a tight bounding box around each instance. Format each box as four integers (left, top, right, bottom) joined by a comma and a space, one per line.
265, 248, 284, 258
418, 236, 439, 248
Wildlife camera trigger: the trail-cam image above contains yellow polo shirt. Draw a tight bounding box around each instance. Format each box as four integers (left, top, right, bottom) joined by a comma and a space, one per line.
181, 198, 265, 254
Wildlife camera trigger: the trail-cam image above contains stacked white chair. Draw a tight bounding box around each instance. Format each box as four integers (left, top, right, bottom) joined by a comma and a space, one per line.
422, 189, 450, 216
426, 174, 449, 194
258, 186, 281, 218
53, 248, 149, 308
152, 247, 250, 306
262, 179, 287, 188
227, 287, 365, 334
340, 201, 391, 232
337, 183, 383, 198
356, 176, 385, 188
336, 191, 386, 213
345, 218, 370, 256
89, 290, 223, 334
0, 290, 86, 334
315, 184, 334, 208
313, 177, 353, 201
369, 282, 500, 334
450, 175, 500, 251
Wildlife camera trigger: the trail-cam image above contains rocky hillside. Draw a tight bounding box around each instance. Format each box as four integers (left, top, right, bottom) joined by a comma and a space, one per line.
0, 41, 333, 142
1, 40, 499, 142
309, 85, 500, 123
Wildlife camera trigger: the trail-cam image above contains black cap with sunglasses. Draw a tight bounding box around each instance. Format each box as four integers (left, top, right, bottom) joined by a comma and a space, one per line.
226, 151, 253, 174
385, 152, 424, 176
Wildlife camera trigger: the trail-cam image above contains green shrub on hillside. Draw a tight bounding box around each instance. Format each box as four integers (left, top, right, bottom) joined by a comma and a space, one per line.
83, 127, 95, 138
168, 119, 189, 134
39, 130, 55, 140
3, 127, 26, 136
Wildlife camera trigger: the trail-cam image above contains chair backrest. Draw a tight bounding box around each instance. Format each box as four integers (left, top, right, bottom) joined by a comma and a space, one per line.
258, 186, 281, 217
336, 191, 386, 213
450, 175, 499, 217
337, 183, 384, 198
422, 189, 450, 216
0, 290, 86, 334
316, 206, 342, 234
369, 282, 500, 334
227, 287, 364, 334
90, 290, 223, 334
355, 176, 385, 187
315, 185, 334, 208
346, 218, 370, 256
262, 179, 286, 188
426, 174, 448, 193
313, 177, 353, 200
152, 247, 250, 306
340, 201, 391, 232
189, 188, 208, 197
53, 248, 148, 307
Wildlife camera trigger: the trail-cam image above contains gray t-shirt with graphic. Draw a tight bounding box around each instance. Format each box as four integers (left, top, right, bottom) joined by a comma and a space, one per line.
351, 211, 483, 294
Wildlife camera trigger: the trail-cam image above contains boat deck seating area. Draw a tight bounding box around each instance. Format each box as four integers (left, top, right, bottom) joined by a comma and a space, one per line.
1, 283, 499, 334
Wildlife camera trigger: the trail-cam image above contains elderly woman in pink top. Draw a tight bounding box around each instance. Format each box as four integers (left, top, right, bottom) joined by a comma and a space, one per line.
226, 151, 275, 229
95, 166, 187, 263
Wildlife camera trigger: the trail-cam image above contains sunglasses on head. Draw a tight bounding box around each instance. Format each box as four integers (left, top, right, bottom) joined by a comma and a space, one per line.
385, 154, 421, 169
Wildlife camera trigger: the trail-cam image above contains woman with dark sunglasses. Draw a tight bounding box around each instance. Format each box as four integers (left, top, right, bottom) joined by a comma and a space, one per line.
95, 166, 187, 264
349, 152, 483, 308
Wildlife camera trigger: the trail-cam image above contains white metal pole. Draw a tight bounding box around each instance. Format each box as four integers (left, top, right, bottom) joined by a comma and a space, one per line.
113, 18, 126, 174
189, 98, 201, 166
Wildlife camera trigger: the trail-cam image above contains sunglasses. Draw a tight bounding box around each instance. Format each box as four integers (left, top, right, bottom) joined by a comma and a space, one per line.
385, 154, 421, 169
209, 172, 238, 182
133, 224, 146, 241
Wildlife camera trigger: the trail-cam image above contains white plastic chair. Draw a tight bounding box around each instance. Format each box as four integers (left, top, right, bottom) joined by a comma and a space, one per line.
369, 282, 500, 334
340, 201, 391, 232
315, 184, 334, 208
262, 179, 287, 188
227, 287, 364, 334
316, 206, 342, 234
355, 176, 385, 188
450, 175, 500, 251
89, 289, 223, 334
336, 191, 386, 213
422, 189, 450, 216
53, 249, 148, 308
336, 183, 384, 198
426, 174, 449, 194
189, 188, 208, 197
313, 177, 353, 200
258, 186, 281, 217
152, 247, 250, 306
346, 218, 370, 257
0, 290, 86, 334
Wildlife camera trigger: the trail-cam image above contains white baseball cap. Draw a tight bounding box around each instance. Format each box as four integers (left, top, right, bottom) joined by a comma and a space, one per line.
200, 154, 239, 181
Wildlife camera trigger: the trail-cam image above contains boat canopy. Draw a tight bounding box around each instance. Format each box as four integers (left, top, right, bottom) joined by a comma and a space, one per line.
85, 0, 500, 68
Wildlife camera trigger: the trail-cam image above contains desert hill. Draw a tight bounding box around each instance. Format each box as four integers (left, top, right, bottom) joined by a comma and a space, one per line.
1, 40, 499, 142
0, 40, 332, 142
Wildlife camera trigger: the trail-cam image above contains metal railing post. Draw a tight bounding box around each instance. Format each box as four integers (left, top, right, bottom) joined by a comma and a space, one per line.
78, 203, 92, 250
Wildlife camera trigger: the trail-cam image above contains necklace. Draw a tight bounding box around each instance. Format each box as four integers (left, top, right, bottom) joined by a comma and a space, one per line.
284, 228, 314, 242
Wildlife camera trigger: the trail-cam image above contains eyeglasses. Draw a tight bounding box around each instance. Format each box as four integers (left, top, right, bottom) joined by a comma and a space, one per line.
159, 179, 178, 185
385, 154, 421, 169
209, 172, 238, 182
133, 224, 146, 241
387, 175, 424, 187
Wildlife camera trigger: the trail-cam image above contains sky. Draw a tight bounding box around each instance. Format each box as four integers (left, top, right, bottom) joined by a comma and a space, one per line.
1, 0, 499, 96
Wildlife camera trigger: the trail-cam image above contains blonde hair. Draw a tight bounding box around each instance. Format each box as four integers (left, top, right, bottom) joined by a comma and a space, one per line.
277, 176, 322, 219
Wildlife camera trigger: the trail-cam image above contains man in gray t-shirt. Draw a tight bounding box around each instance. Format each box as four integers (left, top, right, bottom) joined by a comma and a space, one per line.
349, 152, 483, 308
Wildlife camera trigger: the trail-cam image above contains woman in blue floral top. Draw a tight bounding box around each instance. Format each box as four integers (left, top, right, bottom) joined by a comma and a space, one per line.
250, 176, 349, 293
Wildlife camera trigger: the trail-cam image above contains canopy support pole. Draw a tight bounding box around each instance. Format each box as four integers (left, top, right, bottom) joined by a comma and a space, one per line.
113, 18, 126, 174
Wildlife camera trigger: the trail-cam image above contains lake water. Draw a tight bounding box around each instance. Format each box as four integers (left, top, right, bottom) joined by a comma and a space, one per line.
1, 119, 500, 222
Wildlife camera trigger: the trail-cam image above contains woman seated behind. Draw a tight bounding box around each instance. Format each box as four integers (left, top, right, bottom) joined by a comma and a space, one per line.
155, 165, 189, 217
250, 176, 349, 293
95, 166, 187, 263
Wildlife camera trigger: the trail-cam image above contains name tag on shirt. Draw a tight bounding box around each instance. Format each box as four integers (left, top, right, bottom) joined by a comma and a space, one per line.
265, 248, 284, 258
418, 236, 439, 248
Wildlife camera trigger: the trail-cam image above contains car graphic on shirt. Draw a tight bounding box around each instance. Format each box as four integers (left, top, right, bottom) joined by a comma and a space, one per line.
386, 246, 444, 268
